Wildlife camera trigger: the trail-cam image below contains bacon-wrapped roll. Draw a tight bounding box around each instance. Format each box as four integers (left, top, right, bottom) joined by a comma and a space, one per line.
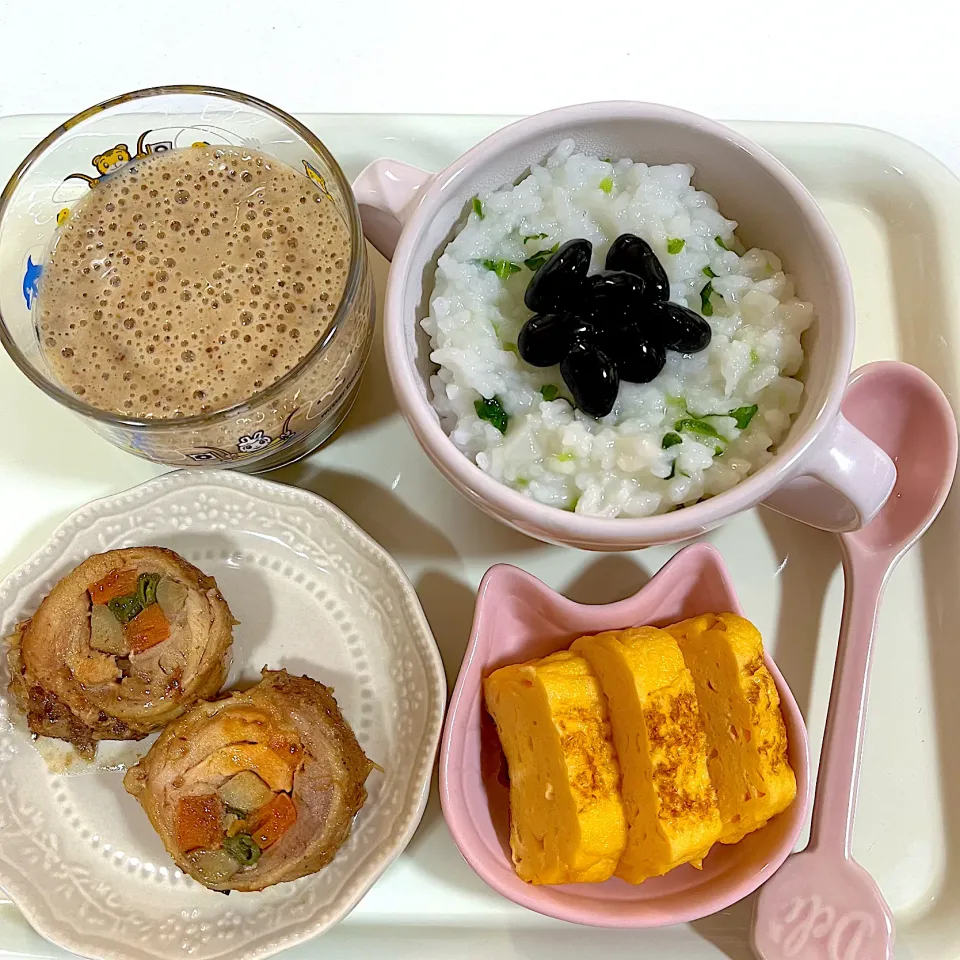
123, 669, 373, 892
6, 546, 235, 757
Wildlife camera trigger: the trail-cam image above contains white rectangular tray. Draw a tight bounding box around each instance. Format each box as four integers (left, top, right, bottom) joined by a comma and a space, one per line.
1, 114, 959, 960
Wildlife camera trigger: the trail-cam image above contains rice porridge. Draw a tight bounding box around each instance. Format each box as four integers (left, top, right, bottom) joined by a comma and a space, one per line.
422, 140, 813, 519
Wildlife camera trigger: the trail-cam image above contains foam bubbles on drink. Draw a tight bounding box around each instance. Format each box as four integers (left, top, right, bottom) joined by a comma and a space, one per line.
36, 147, 351, 418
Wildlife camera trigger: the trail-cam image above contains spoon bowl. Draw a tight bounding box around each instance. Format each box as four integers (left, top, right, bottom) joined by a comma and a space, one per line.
842, 361, 958, 556
753, 361, 958, 960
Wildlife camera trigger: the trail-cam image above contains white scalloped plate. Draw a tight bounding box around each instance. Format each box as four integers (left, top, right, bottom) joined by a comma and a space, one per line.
0, 470, 447, 960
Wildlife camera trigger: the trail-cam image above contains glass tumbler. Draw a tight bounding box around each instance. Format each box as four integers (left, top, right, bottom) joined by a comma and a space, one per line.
0, 85, 374, 471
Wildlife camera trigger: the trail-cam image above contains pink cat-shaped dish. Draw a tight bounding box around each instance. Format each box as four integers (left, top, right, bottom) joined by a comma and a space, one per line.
439, 542, 810, 926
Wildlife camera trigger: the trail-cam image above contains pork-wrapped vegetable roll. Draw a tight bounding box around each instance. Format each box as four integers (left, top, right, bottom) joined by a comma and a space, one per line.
123, 669, 373, 892
6, 546, 235, 757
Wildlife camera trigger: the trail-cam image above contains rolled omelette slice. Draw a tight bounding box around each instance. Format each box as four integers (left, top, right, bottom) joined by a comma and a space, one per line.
483, 649, 627, 884
6, 546, 235, 758
572, 627, 721, 884
666, 612, 797, 844
124, 669, 374, 892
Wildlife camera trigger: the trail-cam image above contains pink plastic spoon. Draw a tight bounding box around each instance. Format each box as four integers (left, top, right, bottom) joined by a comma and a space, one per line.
753, 361, 957, 960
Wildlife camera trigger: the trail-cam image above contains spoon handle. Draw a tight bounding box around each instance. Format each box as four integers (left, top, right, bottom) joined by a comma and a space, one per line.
809, 548, 891, 856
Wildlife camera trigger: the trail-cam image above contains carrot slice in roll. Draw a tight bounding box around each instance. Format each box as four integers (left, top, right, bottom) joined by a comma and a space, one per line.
125, 604, 171, 654
177, 794, 224, 852
249, 793, 298, 850
90, 568, 139, 605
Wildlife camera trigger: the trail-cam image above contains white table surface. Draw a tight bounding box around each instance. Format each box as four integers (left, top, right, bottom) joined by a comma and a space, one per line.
0, 8, 957, 959
0, 0, 957, 174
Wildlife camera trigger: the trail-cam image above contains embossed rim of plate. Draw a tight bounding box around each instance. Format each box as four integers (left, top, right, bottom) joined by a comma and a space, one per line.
0, 469, 447, 960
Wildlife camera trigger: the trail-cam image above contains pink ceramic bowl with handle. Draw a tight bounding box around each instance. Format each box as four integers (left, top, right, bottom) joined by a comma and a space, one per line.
353, 102, 897, 550
438, 542, 810, 926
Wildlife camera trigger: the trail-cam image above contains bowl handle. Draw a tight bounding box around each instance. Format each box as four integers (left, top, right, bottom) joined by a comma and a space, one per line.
762, 407, 896, 532
352, 159, 435, 260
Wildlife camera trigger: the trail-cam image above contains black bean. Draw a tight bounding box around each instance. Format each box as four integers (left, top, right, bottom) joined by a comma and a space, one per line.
518, 313, 594, 367
560, 341, 619, 418
648, 300, 712, 353
605, 233, 670, 301
578, 270, 647, 329
523, 238, 592, 313
599, 323, 667, 383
